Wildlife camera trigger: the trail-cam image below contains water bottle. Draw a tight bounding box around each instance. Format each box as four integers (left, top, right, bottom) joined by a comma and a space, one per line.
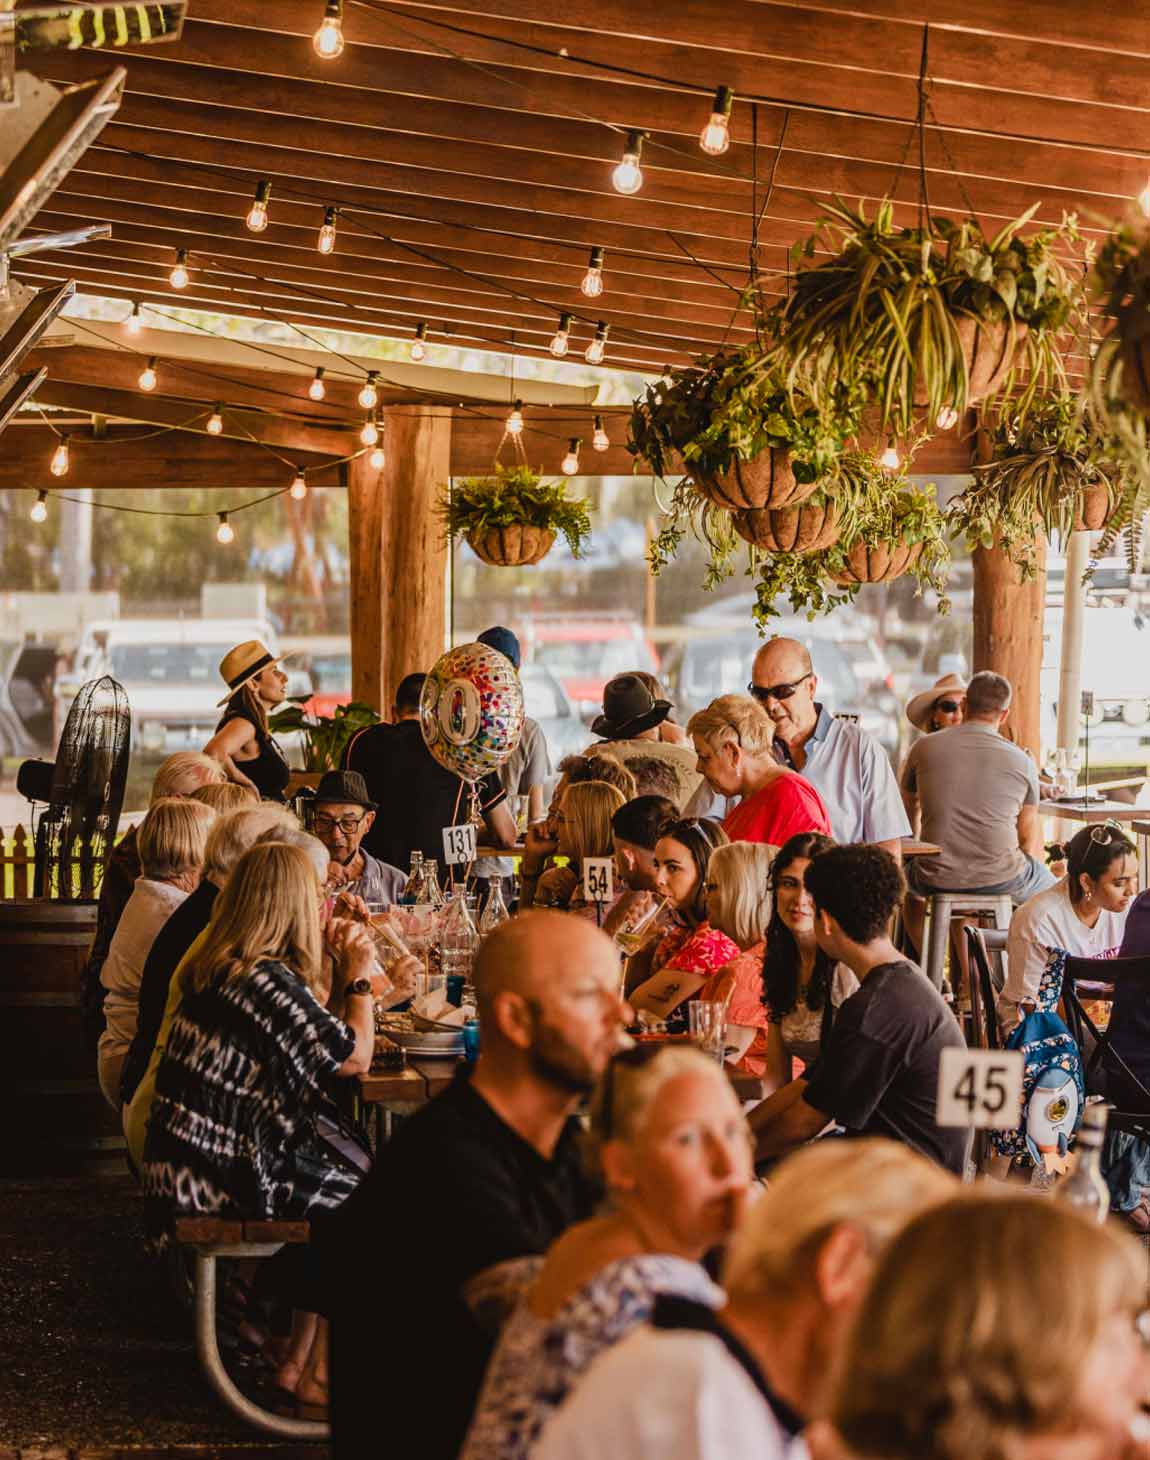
440, 889, 479, 996
1056, 1102, 1110, 1223
400, 851, 425, 906
479, 880, 510, 936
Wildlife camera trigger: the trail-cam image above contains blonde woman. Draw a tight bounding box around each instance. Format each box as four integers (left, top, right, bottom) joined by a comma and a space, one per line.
203, 639, 292, 801
463, 1044, 752, 1460
524, 780, 626, 918
688, 695, 830, 846
188, 780, 260, 814
704, 841, 775, 1076
97, 797, 217, 1110
538, 1139, 955, 1460
811, 1194, 1150, 1460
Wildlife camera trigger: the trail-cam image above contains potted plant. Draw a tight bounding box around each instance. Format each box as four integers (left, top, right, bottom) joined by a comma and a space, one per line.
731, 489, 842, 553
441, 465, 591, 566
1091, 218, 1150, 413
269, 698, 381, 776
824, 468, 951, 594
770, 197, 1081, 437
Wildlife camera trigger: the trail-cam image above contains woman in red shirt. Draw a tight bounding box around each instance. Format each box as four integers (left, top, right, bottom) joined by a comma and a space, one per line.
687, 694, 829, 847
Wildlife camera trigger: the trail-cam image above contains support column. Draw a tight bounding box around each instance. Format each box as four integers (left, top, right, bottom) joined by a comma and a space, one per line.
971, 534, 1047, 759
1056, 528, 1090, 753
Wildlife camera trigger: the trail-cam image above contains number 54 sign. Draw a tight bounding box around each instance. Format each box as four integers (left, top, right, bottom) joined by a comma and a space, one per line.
936, 1048, 1024, 1130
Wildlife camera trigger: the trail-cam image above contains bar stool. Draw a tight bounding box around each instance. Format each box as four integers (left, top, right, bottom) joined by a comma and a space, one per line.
922, 892, 1014, 990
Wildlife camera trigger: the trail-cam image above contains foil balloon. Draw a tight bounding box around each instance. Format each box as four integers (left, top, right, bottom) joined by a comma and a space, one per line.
420, 642, 524, 782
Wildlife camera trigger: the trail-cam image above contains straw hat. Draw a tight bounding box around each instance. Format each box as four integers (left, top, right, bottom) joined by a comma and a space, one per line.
216, 639, 289, 707
905, 673, 968, 732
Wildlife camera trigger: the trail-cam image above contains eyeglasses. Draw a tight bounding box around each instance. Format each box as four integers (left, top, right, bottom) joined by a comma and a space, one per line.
936, 699, 963, 713
311, 813, 366, 834
747, 672, 812, 704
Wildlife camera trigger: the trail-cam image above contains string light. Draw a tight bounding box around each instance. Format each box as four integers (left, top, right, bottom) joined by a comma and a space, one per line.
561, 437, 582, 475
30, 490, 48, 523
49, 436, 70, 477
699, 86, 735, 156
312, 0, 345, 58
592, 415, 610, 452
612, 130, 646, 195
124, 301, 142, 336
215, 512, 234, 545
308, 367, 327, 401
357, 371, 380, 409
206, 405, 224, 435
506, 399, 524, 435
138, 356, 158, 391
245, 179, 272, 233
410, 322, 429, 362
369, 445, 385, 469
549, 312, 573, 358
289, 471, 308, 500
1140, 180, 1150, 218
169, 248, 190, 290
585, 322, 609, 365
360, 416, 379, 446
936, 405, 959, 430
879, 441, 901, 471
317, 206, 338, 255
580, 246, 605, 298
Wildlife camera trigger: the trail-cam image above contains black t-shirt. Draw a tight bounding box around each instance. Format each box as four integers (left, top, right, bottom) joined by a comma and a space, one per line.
326, 1067, 596, 1459
803, 960, 967, 1174
343, 719, 506, 876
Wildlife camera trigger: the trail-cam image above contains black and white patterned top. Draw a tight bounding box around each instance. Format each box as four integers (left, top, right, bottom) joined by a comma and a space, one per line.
143, 958, 357, 1218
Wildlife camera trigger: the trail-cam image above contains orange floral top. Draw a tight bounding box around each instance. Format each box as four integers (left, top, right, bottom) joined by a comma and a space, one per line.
700, 941, 769, 1078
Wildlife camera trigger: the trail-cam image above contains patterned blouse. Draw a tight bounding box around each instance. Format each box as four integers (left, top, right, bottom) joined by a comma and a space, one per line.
653, 920, 740, 979
461, 1254, 722, 1460
143, 958, 357, 1218
702, 941, 770, 1077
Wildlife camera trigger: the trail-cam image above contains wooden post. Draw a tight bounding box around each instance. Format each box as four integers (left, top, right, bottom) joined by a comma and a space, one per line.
348, 407, 452, 715
971, 535, 1047, 759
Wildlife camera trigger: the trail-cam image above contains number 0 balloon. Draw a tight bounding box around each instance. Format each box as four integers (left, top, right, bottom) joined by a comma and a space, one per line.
420, 641, 524, 782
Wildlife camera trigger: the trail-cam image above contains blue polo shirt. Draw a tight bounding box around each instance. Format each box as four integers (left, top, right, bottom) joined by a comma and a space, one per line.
776, 704, 910, 846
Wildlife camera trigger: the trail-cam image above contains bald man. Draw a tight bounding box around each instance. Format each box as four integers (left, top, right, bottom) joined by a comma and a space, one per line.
750, 637, 910, 859
329, 913, 629, 1459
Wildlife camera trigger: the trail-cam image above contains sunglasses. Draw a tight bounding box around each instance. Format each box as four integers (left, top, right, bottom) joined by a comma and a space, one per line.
1089, 818, 1130, 847
747, 672, 812, 704
935, 699, 963, 714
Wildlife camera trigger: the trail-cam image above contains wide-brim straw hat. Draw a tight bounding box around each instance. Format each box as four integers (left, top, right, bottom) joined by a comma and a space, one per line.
217, 639, 290, 707
905, 673, 968, 732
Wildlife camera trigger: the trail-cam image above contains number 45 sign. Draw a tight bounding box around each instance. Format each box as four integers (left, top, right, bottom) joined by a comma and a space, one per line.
936, 1048, 1024, 1130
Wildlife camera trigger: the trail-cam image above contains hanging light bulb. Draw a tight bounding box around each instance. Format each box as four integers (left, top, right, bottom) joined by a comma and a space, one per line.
317, 206, 338, 255
30, 490, 48, 524
936, 405, 960, 431
879, 441, 901, 471
1140, 179, 1150, 219
245, 179, 272, 233
358, 371, 380, 410
612, 130, 646, 195
124, 301, 142, 336
360, 416, 379, 446
592, 414, 610, 452
289, 471, 308, 500
549, 312, 573, 358
580, 246, 605, 298
206, 405, 224, 436
216, 512, 234, 545
169, 248, 190, 290
369, 445, 385, 469
313, 0, 345, 58
49, 436, 70, 477
585, 322, 610, 365
561, 437, 582, 475
410, 322, 429, 362
138, 356, 158, 392
308, 367, 327, 402
506, 399, 525, 436
699, 85, 734, 156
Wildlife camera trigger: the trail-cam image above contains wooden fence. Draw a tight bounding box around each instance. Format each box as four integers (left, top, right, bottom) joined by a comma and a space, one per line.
0, 824, 114, 902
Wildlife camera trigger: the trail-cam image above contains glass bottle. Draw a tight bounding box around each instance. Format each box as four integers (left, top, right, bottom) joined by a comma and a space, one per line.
423, 859, 445, 908
479, 880, 510, 935
400, 850, 425, 906
1056, 1102, 1110, 1223
440, 889, 480, 996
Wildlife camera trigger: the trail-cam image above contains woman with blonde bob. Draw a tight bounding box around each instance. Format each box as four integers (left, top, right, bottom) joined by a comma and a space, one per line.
538, 1138, 955, 1460
464, 1044, 753, 1460
811, 1193, 1150, 1460
688, 694, 830, 847
188, 780, 260, 814
702, 841, 775, 1075
525, 780, 627, 919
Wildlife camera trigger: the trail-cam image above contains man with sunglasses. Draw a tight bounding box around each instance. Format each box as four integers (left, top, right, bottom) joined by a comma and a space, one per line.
750, 638, 910, 859
306, 769, 408, 907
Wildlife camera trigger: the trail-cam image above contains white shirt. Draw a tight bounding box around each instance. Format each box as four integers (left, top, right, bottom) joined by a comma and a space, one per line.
780, 706, 910, 846
1000, 879, 1127, 1028
535, 1325, 807, 1460
98, 877, 189, 1058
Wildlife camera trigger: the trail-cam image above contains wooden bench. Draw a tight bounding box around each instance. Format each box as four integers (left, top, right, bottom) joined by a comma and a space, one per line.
172, 1215, 329, 1441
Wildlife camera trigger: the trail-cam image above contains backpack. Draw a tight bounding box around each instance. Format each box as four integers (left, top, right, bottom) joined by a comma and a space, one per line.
990, 949, 1085, 1165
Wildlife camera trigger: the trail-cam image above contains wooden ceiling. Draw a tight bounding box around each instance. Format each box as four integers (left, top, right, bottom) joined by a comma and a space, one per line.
9, 0, 1150, 464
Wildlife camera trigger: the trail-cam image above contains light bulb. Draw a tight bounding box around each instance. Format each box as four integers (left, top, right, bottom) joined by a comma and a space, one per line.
308, 367, 326, 401
206, 405, 224, 435
580, 246, 605, 298
561, 437, 581, 475
410, 322, 428, 361
369, 446, 385, 469
592, 415, 610, 452
313, 0, 345, 58
30, 491, 48, 523
358, 372, 379, 409
879, 442, 900, 471
550, 312, 572, 358
360, 417, 379, 446
290, 472, 308, 500
317, 206, 337, 255
124, 302, 142, 336
50, 437, 69, 477
585, 322, 609, 365
506, 399, 524, 436
138, 357, 158, 391
612, 130, 645, 195
169, 249, 190, 289
1140, 180, 1150, 219
699, 85, 734, 156
216, 513, 234, 545
245, 179, 271, 233
936, 405, 959, 430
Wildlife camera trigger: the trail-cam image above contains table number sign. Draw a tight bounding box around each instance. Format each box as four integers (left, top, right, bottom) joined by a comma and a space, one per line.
936, 1047, 1023, 1129
442, 822, 478, 865
583, 858, 614, 903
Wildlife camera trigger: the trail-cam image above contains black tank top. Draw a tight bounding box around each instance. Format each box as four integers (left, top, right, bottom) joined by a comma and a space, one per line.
216, 708, 291, 802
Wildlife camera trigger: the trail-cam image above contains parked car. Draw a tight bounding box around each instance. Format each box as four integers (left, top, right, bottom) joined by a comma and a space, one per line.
280, 636, 353, 718
518, 615, 660, 724
521, 664, 588, 797
0, 639, 57, 756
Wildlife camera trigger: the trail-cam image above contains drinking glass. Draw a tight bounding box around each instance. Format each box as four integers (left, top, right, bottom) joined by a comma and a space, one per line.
414, 971, 447, 1005
688, 1000, 726, 1063
614, 896, 669, 956
462, 1017, 481, 1062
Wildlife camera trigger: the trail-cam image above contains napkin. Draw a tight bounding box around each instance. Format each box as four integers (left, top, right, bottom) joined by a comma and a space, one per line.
412, 990, 468, 1027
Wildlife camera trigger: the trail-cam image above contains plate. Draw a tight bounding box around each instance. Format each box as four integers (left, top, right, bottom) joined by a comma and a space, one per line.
376, 1027, 464, 1056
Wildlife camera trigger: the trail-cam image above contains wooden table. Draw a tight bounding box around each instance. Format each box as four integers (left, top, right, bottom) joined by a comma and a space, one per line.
901, 838, 940, 859
1040, 800, 1150, 890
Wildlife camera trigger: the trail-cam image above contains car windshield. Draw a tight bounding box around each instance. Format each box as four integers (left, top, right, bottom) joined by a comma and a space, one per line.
110, 643, 221, 684
534, 637, 656, 678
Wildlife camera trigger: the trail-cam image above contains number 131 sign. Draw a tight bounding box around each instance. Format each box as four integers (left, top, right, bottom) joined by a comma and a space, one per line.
936, 1048, 1024, 1130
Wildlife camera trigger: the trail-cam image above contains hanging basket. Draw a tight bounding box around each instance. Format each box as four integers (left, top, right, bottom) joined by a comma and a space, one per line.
1120, 338, 1150, 414
693, 448, 819, 513
732, 499, 840, 553
1073, 483, 1116, 533
829, 540, 923, 585
467, 525, 556, 566
913, 316, 1028, 408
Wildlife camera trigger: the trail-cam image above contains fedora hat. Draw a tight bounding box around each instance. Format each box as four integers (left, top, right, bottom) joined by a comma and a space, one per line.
312, 769, 377, 811
905, 673, 967, 732
216, 639, 289, 707
591, 673, 672, 740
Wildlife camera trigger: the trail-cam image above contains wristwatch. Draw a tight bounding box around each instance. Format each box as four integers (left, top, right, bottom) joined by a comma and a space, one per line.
346, 976, 374, 998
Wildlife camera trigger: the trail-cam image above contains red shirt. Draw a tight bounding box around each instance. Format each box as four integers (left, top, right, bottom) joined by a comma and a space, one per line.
723, 771, 830, 846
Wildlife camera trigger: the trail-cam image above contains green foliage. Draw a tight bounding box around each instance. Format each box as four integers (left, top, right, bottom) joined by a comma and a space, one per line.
752, 552, 859, 627
1092, 220, 1150, 348
825, 461, 952, 610
268, 697, 380, 772
440, 465, 591, 558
